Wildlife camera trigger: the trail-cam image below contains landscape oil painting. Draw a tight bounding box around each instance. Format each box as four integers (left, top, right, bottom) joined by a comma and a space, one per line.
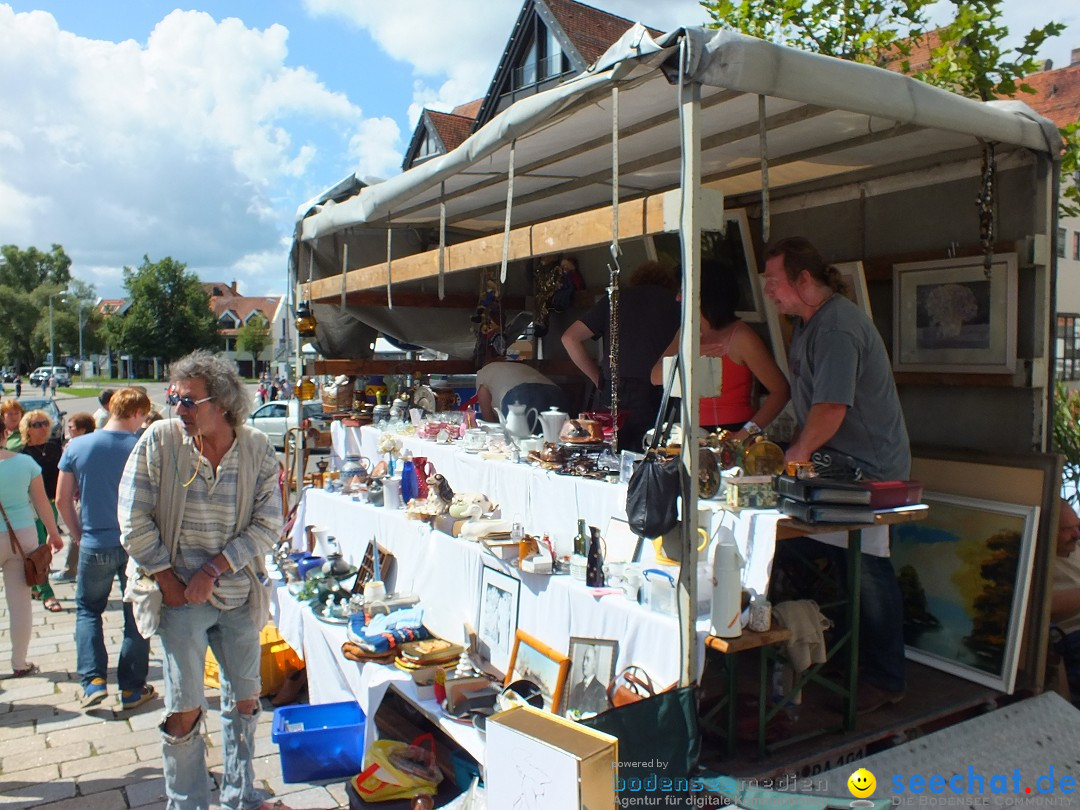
891, 492, 1038, 693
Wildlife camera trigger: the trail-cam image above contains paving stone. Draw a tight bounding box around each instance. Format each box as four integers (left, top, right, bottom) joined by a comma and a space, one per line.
269, 785, 340, 809
0, 736, 46, 759
76, 760, 163, 796
4, 703, 59, 724
0, 763, 61, 791
1, 741, 91, 775
0, 717, 36, 742
44, 719, 113, 748
0, 777, 76, 809
124, 774, 167, 807
34, 710, 108, 733
136, 742, 160, 762
2, 690, 73, 711
61, 748, 137, 778
31, 788, 126, 810
126, 709, 163, 732
0, 681, 57, 704
93, 727, 161, 754
325, 781, 349, 807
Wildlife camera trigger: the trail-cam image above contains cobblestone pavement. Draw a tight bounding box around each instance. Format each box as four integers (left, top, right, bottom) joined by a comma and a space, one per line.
0, 579, 348, 809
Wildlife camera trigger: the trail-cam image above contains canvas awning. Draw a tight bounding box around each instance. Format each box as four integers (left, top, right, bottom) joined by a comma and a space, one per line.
297, 25, 1059, 247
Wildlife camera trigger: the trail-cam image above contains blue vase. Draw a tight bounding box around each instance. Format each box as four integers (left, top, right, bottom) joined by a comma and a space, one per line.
400, 459, 418, 505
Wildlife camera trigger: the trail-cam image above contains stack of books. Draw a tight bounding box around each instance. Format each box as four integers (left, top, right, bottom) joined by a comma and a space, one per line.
775, 474, 876, 524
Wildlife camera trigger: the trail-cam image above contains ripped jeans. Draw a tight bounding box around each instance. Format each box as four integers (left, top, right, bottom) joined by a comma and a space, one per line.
158, 602, 263, 810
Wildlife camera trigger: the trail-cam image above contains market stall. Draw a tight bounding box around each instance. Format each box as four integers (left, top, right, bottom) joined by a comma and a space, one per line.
283, 16, 1063, 804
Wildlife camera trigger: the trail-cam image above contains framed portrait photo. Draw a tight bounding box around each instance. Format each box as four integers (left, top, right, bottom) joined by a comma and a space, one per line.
506, 630, 571, 714
562, 637, 618, 718
477, 566, 521, 677
892, 253, 1018, 373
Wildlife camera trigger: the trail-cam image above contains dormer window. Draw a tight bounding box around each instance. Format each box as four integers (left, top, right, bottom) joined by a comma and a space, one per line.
417, 130, 438, 160
511, 18, 569, 90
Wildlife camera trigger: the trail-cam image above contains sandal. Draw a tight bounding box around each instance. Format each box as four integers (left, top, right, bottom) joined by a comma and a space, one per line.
43, 597, 63, 613
12, 663, 39, 678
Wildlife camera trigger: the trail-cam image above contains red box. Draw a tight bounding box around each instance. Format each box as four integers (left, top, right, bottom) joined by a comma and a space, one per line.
863, 480, 923, 509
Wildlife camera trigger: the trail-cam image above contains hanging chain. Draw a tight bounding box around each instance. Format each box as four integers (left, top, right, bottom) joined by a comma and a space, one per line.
607, 261, 620, 454
977, 141, 996, 278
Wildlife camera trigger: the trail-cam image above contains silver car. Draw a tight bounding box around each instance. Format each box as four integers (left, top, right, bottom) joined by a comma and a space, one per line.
248, 400, 328, 450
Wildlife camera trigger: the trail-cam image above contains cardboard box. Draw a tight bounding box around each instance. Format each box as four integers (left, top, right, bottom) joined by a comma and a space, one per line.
486, 705, 618, 809
433, 514, 469, 537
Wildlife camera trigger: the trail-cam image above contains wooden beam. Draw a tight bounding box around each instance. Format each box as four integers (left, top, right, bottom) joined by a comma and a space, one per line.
307, 188, 704, 301
313, 358, 585, 378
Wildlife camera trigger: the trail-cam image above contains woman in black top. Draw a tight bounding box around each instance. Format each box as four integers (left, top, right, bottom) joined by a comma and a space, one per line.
20, 410, 63, 612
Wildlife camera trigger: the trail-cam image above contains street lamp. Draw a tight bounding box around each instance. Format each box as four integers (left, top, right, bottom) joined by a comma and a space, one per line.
76, 299, 85, 377
48, 289, 71, 370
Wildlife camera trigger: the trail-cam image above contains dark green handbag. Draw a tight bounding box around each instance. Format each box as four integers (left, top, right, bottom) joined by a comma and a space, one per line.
581, 685, 700, 802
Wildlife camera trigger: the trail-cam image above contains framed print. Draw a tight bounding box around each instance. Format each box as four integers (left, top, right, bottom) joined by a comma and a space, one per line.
506, 630, 571, 714
562, 637, 618, 718
834, 260, 872, 319
891, 491, 1039, 693
892, 253, 1018, 373
478, 566, 521, 677
652, 208, 764, 322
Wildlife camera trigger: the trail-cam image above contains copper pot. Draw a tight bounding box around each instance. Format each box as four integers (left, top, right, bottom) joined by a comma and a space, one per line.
559, 415, 603, 444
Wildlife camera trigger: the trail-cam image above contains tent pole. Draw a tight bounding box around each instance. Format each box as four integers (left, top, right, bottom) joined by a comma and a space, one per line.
677, 74, 702, 688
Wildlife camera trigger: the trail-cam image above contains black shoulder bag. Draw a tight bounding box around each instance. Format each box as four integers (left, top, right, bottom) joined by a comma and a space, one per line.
625, 357, 683, 538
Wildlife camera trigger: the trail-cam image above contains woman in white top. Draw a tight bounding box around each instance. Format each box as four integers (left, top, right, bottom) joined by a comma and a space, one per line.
0, 447, 63, 676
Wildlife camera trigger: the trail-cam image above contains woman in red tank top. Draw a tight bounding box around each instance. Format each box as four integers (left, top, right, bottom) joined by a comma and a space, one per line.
651, 259, 790, 440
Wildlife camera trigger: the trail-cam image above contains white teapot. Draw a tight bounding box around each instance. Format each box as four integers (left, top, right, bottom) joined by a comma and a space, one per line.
537, 407, 569, 444
497, 402, 537, 439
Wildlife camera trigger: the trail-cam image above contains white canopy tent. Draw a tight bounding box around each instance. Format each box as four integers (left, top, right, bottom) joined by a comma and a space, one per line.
292, 24, 1062, 685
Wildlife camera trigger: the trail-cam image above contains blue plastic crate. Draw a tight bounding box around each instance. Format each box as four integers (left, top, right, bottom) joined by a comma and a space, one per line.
271, 700, 366, 783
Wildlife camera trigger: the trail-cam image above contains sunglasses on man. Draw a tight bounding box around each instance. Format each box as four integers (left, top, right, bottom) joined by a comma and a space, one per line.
169, 395, 214, 410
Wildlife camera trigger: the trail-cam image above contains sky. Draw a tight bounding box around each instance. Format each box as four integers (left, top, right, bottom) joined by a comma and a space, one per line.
0, 0, 1075, 301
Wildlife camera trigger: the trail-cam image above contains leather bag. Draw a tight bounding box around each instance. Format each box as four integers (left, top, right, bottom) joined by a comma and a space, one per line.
626, 358, 682, 538
608, 665, 663, 707
0, 499, 51, 588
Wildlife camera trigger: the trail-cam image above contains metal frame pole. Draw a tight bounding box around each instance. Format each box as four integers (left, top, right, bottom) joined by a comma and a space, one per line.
677, 75, 702, 687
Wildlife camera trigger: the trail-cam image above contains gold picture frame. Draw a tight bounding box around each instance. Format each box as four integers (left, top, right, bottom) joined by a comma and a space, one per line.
506, 630, 571, 714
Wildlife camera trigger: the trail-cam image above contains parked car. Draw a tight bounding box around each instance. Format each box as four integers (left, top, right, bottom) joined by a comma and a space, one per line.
248, 400, 330, 450
28, 366, 71, 387
17, 397, 66, 442
1, 369, 14, 383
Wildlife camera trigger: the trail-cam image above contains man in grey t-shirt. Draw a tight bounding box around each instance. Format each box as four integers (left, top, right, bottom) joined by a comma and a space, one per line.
763, 236, 910, 714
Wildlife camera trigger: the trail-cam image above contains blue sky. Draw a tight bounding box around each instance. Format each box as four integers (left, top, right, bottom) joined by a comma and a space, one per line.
0, 0, 1073, 301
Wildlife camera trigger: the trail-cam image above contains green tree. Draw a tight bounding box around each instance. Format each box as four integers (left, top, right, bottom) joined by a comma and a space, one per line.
701, 0, 1075, 217
237, 314, 272, 374
101, 256, 218, 364
0, 245, 75, 370
701, 0, 933, 65
1054, 382, 1080, 505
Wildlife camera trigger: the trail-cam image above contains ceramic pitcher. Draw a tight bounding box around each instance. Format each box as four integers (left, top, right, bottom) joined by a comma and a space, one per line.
537, 407, 569, 444
413, 456, 436, 500
498, 402, 538, 438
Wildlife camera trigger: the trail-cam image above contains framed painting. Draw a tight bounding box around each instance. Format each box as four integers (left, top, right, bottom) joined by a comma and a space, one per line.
561, 637, 618, 719
761, 258, 872, 375
891, 491, 1039, 693
652, 208, 764, 322
477, 565, 521, 677
506, 630, 571, 714
892, 253, 1018, 373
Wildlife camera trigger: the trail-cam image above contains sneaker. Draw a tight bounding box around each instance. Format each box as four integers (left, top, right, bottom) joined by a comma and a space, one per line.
50, 571, 76, 583
80, 677, 109, 709
120, 684, 157, 711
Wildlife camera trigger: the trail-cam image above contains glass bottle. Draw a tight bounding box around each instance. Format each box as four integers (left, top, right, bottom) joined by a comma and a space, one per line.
573, 518, 588, 557
586, 526, 605, 587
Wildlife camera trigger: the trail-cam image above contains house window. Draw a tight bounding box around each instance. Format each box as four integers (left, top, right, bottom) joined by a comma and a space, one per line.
511, 19, 569, 90
1059, 227, 1068, 258
1058, 314, 1080, 381
223, 337, 234, 352
218, 314, 235, 329
417, 129, 438, 160
1074, 231, 1080, 261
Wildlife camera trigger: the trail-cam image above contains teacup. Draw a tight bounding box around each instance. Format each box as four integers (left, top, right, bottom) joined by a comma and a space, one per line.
461, 429, 486, 451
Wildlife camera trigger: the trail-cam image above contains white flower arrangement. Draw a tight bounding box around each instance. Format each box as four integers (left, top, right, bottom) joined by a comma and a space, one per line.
377, 432, 402, 457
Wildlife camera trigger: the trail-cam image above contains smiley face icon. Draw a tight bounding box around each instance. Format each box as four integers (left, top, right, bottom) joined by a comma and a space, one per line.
847, 768, 876, 798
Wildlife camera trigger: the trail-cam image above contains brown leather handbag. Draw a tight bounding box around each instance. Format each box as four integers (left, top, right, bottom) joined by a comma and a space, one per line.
608, 665, 671, 707
0, 500, 51, 588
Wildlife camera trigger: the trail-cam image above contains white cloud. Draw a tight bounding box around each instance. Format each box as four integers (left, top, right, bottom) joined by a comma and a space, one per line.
0, 5, 365, 296
348, 117, 403, 179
